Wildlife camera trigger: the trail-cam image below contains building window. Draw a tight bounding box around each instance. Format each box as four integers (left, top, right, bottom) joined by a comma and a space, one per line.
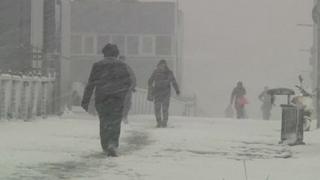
112, 35, 125, 55
126, 36, 139, 55
84, 36, 94, 54
155, 35, 172, 56
97, 35, 110, 54
70, 35, 82, 54
141, 36, 154, 55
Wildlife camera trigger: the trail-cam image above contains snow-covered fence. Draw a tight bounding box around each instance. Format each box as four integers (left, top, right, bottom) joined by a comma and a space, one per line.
69, 84, 197, 117
0, 74, 55, 121
131, 88, 197, 116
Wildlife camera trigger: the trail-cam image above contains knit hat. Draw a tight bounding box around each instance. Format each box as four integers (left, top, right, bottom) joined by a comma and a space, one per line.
102, 43, 119, 57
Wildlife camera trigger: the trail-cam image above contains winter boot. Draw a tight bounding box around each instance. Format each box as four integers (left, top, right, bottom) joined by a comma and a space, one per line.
107, 145, 118, 157
156, 118, 162, 128
161, 121, 167, 128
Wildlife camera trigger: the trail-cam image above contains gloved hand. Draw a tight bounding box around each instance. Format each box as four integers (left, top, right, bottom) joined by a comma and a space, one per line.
176, 90, 180, 96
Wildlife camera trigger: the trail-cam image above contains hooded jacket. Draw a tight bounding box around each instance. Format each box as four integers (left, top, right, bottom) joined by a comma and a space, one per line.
148, 67, 180, 98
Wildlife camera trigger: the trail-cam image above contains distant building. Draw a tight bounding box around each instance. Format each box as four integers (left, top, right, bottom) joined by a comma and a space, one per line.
0, 0, 72, 112
0, 0, 45, 72
0, 0, 70, 73
0, 0, 184, 110
69, 0, 183, 88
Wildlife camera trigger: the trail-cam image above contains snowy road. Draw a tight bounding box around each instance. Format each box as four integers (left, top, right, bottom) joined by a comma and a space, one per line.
1, 115, 320, 180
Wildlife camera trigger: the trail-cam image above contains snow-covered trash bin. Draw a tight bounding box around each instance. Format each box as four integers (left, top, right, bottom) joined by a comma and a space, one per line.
267, 88, 305, 146
280, 104, 304, 146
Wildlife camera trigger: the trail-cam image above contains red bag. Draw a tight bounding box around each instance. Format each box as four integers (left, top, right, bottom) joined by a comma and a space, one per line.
236, 96, 249, 107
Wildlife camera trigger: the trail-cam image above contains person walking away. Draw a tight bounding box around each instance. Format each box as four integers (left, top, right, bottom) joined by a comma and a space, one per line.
230, 81, 247, 119
148, 60, 180, 128
81, 44, 133, 157
119, 56, 136, 124
259, 86, 275, 120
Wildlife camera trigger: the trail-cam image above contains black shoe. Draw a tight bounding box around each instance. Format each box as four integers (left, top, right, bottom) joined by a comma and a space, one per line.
107, 146, 118, 157
162, 122, 167, 128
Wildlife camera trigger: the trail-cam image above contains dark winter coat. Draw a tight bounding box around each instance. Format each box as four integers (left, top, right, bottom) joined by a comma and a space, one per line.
148, 68, 180, 100
82, 57, 133, 107
259, 90, 274, 110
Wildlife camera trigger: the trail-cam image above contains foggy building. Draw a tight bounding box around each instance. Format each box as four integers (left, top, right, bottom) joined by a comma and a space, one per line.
0, 0, 45, 72
0, 0, 72, 112
0, 0, 70, 74
69, 0, 183, 88
0, 0, 184, 110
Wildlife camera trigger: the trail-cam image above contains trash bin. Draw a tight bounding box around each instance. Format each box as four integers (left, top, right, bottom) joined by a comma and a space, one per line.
267, 88, 305, 146
280, 104, 304, 145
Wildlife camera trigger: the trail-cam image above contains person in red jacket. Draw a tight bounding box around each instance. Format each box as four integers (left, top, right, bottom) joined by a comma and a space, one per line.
230, 81, 248, 119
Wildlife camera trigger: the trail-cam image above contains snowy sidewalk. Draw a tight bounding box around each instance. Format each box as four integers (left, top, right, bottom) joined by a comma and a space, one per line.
1, 115, 320, 180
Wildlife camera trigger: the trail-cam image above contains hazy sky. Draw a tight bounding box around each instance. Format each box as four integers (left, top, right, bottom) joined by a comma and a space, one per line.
145, 0, 314, 118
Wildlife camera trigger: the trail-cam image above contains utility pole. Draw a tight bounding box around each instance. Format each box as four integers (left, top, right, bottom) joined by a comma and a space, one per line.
174, 0, 181, 88
175, 0, 184, 93
312, 0, 320, 128
43, 0, 63, 115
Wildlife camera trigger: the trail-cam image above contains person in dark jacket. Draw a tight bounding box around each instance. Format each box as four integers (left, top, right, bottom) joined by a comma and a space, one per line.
81, 44, 133, 157
258, 86, 275, 120
148, 59, 180, 128
230, 81, 247, 119
119, 55, 136, 124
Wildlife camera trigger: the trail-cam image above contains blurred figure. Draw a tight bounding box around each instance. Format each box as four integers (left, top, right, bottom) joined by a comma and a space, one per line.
119, 56, 136, 124
72, 91, 81, 106
258, 86, 275, 120
230, 81, 248, 119
148, 59, 180, 128
81, 44, 133, 157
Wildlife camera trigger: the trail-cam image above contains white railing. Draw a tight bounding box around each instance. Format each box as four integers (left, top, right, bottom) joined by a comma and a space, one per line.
0, 74, 56, 121
131, 88, 196, 116
70, 84, 197, 117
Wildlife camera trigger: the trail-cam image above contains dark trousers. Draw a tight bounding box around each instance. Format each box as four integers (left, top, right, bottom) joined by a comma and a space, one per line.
95, 92, 126, 151
154, 95, 170, 125
236, 107, 245, 119
235, 103, 245, 119
261, 103, 272, 120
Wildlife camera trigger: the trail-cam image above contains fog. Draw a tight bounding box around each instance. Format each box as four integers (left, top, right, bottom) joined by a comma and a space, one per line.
1, 1, 319, 179
146, 0, 314, 118
0, 0, 314, 119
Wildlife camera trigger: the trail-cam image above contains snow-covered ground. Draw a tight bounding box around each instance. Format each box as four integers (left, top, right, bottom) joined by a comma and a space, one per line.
1, 114, 320, 180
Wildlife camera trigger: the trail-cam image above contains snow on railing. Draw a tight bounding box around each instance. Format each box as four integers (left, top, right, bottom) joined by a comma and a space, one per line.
0, 73, 56, 121
69, 84, 197, 117
131, 88, 196, 116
